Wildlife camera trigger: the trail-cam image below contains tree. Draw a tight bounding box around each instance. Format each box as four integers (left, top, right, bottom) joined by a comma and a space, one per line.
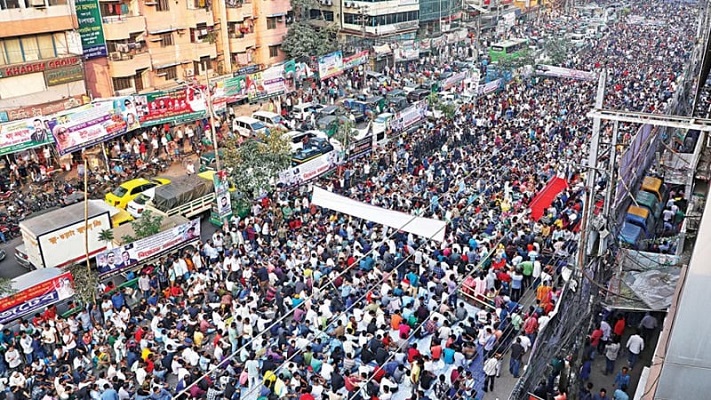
542, 38, 571, 66
0, 277, 15, 297
281, 22, 339, 60
498, 48, 536, 71
69, 263, 98, 305
121, 210, 163, 243
222, 134, 292, 198
332, 119, 356, 151
98, 229, 114, 248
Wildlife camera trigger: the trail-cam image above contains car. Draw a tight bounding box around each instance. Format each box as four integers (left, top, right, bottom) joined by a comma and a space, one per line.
252, 111, 287, 131
292, 137, 336, 166
104, 177, 171, 209
232, 116, 269, 138
290, 102, 324, 122
284, 130, 329, 152
125, 189, 158, 219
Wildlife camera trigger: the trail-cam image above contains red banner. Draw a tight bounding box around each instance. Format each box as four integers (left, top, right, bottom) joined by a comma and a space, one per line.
0, 271, 74, 313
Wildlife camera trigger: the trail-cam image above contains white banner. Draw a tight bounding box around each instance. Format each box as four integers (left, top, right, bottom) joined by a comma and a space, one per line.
278, 150, 341, 186
37, 213, 112, 268
96, 219, 201, 275
390, 101, 427, 132
478, 79, 502, 95
534, 65, 597, 81
311, 186, 447, 243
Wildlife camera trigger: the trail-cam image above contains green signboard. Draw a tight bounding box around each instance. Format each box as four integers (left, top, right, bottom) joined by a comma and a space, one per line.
76, 0, 107, 59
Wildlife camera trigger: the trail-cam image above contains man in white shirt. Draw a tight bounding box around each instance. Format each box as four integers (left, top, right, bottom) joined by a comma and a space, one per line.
626, 331, 645, 369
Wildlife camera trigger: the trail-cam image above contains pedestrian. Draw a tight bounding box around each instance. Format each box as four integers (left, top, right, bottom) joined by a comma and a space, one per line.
625, 331, 644, 369
509, 337, 525, 378
483, 353, 499, 393
604, 337, 621, 375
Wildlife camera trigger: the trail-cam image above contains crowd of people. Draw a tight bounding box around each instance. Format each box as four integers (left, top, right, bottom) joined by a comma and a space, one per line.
0, 1, 696, 400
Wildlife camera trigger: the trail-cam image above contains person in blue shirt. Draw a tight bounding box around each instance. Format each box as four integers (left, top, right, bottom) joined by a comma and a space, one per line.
613, 385, 629, 400
593, 388, 611, 400
613, 367, 631, 390
100, 384, 119, 400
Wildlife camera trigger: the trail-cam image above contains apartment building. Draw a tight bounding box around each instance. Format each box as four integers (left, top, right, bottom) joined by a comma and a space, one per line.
0, 0, 87, 122
87, 0, 289, 99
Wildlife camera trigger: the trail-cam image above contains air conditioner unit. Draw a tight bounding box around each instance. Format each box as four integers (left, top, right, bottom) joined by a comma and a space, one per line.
345, 2, 353, 8
110, 52, 121, 61
325, 0, 332, 5
184, 68, 194, 77
28, 0, 46, 7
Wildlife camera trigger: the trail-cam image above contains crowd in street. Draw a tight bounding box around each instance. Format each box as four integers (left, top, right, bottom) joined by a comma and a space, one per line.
0, 1, 695, 400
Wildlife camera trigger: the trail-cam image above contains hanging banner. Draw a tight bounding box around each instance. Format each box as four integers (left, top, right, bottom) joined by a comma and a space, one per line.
0, 117, 55, 156
278, 150, 341, 186
441, 71, 468, 91
96, 219, 201, 276
134, 87, 208, 127
213, 170, 232, 219
348, 135, 374, 160
212, 76, 246, 112
245, 66, 286, 101
390, 100, 428, 132
393, 41, 419, 62
318, 51, 344, 81
534, 65, 597, 81
419, 39, 431, 52
75, 0, 108, 59
47, 98, 140, 155
343, 51, 369, 70
478, 79, 502, 95
0, 271, 75, 326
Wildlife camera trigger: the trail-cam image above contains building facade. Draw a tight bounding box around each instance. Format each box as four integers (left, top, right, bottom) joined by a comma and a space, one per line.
87, 0, 289, 99
0, 0, 87, 122
419, 0, 462, 34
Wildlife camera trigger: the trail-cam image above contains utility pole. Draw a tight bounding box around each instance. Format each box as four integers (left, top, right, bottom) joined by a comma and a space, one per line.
203, 71, 220, 171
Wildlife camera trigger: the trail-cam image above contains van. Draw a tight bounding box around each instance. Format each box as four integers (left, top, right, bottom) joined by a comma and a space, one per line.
407, 89, 430, 103
252, 111, 286, 131
232, 116, 269, 138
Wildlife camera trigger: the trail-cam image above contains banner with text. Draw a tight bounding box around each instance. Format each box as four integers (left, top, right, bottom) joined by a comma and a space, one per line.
76, 0, 108, 59
390, 101, 428, 132
534, 65, 597, 81
0, 271, 75, 325
134, 87, 208, 127
245, 66, 286, 102
343, 51, 369, 70
318, 51, 343, 81
48, 98, 140, 155
96, 219, 201, 276
278, 150, 341, 186
213, 170, 232, 220
0, 117, 55, 156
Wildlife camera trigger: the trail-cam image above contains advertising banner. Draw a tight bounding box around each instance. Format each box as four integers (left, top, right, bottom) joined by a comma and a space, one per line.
0, 271, 75, 325
245, 66, 286, 101
534, 65, 597, 81
348, 136, 374, 160
393, 41, 419, 62
478, 79, 502, 95
343, 51, 369, 71
38, 213, 111, 269
134, 87, 208, 127
96, 219, 201, 276
0, 117, 55, 156
212, 75, 246, 112
278, 150, 341, 186
441, 71, 468, 91
75, 0, 108, 59
48, 98, 140, 155
318, 51, 343, 81
44, 65, 84, 87
213, 170, 232, 219
390, 101, 428, 132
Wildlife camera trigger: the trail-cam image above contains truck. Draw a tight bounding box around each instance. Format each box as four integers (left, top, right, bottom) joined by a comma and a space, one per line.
15, 200, 126, 269
143, 174, 215, 219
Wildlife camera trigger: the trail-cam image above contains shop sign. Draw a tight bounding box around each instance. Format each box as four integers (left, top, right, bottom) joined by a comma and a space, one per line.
44, 65, 84, 86
0, 57, 81, 78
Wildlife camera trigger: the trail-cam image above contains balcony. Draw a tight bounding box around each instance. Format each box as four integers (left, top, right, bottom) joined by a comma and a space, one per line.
108, 50, 151, 77
0, 4, 75, 35
226, 2, 252, 21
191, 41, 217, 61
228, 31, 256, 54
184, 7, 213, 27
102, 15, 146, 40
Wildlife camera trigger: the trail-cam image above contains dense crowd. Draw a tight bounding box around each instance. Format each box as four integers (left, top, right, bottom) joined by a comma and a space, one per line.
0, 2, 695, 400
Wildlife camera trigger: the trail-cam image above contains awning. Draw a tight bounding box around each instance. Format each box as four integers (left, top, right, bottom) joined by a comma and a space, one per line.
148, 27, 182, 35
153, 61, 181, 69
465, 4, 488, 13
267, 12, 286, 17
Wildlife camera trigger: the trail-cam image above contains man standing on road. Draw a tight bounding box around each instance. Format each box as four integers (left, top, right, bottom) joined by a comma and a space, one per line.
483, 353, 499, 393
639, 313, 658, 343
604, 337, 621, 375
625, 331, 644, 369
509, 337, 525, 378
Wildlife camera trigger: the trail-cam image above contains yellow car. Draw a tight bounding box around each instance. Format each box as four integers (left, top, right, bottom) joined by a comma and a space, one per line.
104, 178, 171, 209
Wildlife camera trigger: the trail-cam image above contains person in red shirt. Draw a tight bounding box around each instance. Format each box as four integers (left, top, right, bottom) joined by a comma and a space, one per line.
613, 315, 626, 337
590, 327, 603, 348
407, 343, 421, 363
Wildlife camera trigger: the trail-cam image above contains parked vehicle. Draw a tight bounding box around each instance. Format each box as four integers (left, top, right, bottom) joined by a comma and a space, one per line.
142, 175, 215, 219
252, 111, 287, 132
104, 178, 171, 209
232, 116, 269, 138
618, 205, 656, 250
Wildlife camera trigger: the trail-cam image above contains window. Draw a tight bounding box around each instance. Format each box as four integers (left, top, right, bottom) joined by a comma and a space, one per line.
21, 37, 40, 61
268, 45, 280, 58
160, 33, 173, 47
38, 35, 56, 59
112, 77, 133, 91
134, 70, 145, 91
266, 17, 277, 30
3, 39, 23, 64
191, 25, 211, 43
160, 66, 177, 80
156, 0, 169, 12
1, 0, 21, 9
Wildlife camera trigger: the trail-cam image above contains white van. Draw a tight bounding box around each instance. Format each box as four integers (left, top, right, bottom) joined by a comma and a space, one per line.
252, 111, 285, 130
232, 116, 269, 138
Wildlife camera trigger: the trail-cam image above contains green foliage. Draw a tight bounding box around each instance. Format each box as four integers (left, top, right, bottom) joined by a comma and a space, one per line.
542, 38, 571, 66
98, 229, 114, 245
290, 0, 317, 20
281, 22, 338, 60
332, 119, 356, 149
0, 277, 15, 297
121, 210, 163, 243
68, 263, 98, 305
221, 135, 292, 198
498, 48, 536, 70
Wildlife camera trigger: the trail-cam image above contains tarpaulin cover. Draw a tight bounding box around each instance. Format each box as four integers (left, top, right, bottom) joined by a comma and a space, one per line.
153, 175, 213, 212
311, 186, 447, 243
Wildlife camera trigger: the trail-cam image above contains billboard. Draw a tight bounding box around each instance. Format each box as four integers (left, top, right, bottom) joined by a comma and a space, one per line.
390, 101, 428, 132
213, 170, 232, 219
75, 0, 108, 59
0, 271, 75, 325
343, 51, 369, 70
318, 51, 343, 81
278, 150, 341, 186
0, 117, 55, 156
37, 213, 111, 269
245, 66, 286, 102
134, 87, 208, 127
96, 219, 200, 276
48, 98, 140, 155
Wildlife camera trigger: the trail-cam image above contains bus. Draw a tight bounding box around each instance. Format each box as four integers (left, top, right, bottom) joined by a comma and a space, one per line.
488, 39, 529, 63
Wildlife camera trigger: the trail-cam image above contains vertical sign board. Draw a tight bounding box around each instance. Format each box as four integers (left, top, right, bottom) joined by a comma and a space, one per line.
76, 0, 108, 59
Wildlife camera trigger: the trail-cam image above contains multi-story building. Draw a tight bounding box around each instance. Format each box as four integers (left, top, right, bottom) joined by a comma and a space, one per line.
313, 0, 420, 45
87, 0, 289, 98
419, 0, 462, 35
0, 0, 87, 122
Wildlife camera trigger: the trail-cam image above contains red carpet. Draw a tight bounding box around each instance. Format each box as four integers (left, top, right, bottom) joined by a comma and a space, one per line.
529, 176, 569, 221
